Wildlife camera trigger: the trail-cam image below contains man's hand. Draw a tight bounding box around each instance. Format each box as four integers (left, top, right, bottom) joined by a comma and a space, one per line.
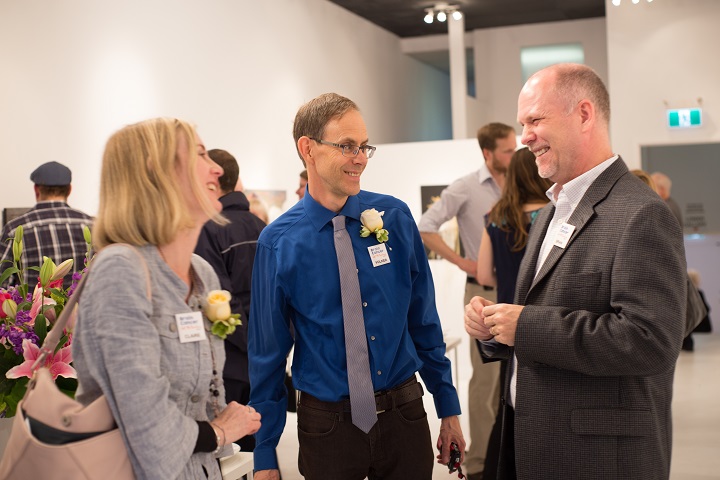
420, 232, 476, 275
465, 296, 496, 341
253, 469, 280, 480
436, 415, 466, 466
457, 257, 479, 276
482, 303, 524, 346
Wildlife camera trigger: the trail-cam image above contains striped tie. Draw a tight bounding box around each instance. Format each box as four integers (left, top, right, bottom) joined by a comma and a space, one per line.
332, 215, 377, 434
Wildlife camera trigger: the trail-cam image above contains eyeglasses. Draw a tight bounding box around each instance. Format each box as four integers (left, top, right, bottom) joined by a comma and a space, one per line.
310, 138, 376, 159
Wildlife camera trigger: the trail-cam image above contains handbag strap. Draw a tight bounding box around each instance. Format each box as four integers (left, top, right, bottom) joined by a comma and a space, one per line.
31, 244, 151, 372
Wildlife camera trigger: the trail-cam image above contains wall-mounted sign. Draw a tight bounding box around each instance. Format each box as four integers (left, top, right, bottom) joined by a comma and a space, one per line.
667, 108, 702, 128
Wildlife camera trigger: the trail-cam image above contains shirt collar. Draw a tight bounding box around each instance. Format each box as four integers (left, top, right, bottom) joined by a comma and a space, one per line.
34, 200, 69, 209
546, 155, 619, 207
303, 191, 361, 232
476, 162, 496, 186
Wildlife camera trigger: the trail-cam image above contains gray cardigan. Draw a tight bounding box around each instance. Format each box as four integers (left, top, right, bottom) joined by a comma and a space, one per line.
73, 245, 228, 480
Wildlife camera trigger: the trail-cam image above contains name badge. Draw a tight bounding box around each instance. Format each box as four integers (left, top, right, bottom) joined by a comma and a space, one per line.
553, 223, 576, 249
175, 311, 207, 343
367, 243, 391, 268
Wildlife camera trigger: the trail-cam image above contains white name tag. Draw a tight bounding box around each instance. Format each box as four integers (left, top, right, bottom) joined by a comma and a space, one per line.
367, 243, 391, 267
175, 311, 207, 343
553, 223, 576, 249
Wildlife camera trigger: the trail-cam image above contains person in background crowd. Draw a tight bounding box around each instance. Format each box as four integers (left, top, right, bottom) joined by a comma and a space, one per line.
195, 148, 267, 452
465, 63, 686, 479
296, 169, 308, 199
474, 147, 551, 480
687, 268, 712, 335
651, 171, 683, 228
249, 93, 464, 480
0, 161, 93, 288
418, 122, 516, 480
73, 118, 261, 479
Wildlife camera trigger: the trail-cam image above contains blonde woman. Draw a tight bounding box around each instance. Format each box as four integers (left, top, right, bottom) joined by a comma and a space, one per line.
73, 118, 261, 479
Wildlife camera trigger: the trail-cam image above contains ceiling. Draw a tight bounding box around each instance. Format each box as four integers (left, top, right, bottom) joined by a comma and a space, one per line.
327, 0, 606, 38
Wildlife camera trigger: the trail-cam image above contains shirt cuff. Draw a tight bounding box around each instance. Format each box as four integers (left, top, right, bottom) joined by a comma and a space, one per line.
253, 445, 279, 471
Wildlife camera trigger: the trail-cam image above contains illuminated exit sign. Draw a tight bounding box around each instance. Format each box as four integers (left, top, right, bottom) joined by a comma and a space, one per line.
667, 108, 702, 128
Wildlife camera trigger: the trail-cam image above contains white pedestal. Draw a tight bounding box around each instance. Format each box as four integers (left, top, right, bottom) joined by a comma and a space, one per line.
220, 447, 254, 480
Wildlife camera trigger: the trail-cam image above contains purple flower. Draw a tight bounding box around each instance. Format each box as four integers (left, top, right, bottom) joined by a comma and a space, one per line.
67, 269, 86, 298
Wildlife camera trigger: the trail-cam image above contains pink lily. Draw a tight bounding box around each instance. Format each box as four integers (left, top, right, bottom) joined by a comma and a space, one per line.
29, 284, 57, 326
5, 339, 76, 380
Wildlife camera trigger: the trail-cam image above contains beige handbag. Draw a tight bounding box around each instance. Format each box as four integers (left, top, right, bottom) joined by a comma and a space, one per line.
0, 249, 145, 479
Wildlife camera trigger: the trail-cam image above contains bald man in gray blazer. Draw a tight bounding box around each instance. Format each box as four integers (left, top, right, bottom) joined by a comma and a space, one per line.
465, 63, 686, 480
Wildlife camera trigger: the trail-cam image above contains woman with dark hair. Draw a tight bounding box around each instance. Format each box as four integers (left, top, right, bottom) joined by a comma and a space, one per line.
475, 147, 552, 480
476, 147, 552, 303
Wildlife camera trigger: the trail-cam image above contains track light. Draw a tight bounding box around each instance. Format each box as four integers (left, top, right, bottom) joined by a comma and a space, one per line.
611, 0, 654, 5
423, 4, 462, 25
424, 9, 434, 23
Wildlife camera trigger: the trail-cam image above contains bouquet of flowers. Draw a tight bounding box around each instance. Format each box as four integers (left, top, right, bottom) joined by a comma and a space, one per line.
0, 225, 93, 418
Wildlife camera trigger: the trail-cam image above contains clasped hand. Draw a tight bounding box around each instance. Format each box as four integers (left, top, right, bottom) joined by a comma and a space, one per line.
464, 296, 523, 346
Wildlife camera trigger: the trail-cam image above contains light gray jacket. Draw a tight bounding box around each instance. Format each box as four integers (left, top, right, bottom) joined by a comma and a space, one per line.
74, 245, 228, 480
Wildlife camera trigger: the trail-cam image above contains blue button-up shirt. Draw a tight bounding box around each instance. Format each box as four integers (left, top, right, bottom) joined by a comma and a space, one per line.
249, 190, 461, 471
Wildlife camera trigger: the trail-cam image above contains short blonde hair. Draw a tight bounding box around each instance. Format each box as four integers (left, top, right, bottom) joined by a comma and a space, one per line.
93, 117, 223, 249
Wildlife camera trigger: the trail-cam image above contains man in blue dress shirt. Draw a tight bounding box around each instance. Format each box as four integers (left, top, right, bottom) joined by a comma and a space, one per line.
249, 93, 464, 480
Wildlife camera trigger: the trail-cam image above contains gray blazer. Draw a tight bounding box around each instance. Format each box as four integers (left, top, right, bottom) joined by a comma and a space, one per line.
489, 158, 686, 479
74, 245, 227, 480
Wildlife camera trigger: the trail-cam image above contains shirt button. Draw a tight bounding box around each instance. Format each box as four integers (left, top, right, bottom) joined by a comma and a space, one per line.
190, 394, 200, 403
363, 302, 368, 307
169, 323, 177, 332
370, 336, 376, 341
377, 370, 382, 375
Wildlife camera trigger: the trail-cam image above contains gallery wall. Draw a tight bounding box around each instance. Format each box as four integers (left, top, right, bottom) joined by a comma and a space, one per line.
0, 0, 452, 216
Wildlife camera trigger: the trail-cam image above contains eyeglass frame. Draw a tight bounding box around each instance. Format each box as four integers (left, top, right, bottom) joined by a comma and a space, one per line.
309, 138, 376, 159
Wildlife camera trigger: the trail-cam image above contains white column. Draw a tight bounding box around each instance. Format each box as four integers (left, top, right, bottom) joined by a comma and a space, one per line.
447, 13, 467, 139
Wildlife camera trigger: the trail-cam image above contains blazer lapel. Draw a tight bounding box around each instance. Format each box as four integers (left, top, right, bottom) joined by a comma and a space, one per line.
516, 204, 554, 304
525, 158, 630, 296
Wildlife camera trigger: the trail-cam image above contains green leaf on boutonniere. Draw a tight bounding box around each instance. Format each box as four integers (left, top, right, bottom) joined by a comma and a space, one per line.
375, 229, 389, 243
360, 226, 371, 238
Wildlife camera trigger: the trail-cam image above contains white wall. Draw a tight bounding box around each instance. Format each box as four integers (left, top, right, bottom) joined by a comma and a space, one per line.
606, 0, 720, 169
471, 17, 608, 133
0, 0, 451, 216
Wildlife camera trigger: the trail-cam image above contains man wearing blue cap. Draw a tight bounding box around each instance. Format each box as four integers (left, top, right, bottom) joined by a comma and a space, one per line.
1, 161, 93, 287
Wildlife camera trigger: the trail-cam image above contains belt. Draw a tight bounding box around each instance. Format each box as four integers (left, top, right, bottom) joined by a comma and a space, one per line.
299, 376, 424, 415
467, 277, 494, 291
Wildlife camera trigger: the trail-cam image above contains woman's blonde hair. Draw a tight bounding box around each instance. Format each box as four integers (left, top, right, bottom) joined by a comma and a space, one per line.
93, 117, 223, 249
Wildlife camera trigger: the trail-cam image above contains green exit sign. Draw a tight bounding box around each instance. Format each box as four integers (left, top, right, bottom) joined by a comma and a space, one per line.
667, 108, 702, 128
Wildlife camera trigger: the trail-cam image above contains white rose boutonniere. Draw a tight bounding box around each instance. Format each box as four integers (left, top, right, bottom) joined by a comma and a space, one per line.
204, 290, 242, 340
359, 208, 389, 243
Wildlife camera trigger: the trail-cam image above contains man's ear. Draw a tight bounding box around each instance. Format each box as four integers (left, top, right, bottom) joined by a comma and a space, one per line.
578, 99, 594, 131
34, 185, 41, 201
298, 136, 314, 166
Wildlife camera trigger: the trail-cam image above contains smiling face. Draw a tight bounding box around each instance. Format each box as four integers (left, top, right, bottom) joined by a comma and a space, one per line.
175, 130, 224, 225
304, 109, 369, 212
517, 71, 585, 186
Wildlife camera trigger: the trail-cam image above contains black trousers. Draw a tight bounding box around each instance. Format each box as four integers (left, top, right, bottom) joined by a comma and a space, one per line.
296, 393, 433, 479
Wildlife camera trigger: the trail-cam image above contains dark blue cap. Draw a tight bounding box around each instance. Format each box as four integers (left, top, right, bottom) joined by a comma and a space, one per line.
30, 161, 72, 186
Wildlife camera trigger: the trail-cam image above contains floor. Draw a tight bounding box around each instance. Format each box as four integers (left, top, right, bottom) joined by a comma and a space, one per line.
273, 333, 720, 479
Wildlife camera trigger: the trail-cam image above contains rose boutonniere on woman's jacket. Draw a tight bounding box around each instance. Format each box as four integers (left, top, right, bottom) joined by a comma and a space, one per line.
359, 208, 389, 243
203, 290, 241, 340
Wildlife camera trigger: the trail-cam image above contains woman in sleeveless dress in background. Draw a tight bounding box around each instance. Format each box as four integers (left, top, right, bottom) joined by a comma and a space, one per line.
475, 147, 552, 480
